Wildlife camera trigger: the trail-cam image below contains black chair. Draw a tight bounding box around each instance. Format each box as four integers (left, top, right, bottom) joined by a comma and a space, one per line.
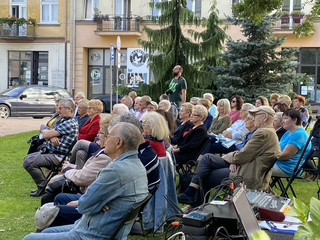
38, 139, 78, 195
110, 193, 153, 239
270, 118, 320, 198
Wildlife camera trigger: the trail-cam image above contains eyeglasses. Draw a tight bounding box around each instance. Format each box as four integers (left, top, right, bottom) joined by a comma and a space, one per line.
191, 113, 201, 117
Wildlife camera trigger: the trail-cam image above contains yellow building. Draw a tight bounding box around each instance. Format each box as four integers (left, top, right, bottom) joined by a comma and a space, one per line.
1, 0, 320, 102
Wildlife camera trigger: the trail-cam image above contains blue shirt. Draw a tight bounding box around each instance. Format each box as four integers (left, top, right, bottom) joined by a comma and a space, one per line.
276, 128, 311, 176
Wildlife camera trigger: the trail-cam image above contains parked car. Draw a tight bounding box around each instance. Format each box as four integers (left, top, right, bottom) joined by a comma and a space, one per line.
0, 85, 72, 119
96, 94, 122, 113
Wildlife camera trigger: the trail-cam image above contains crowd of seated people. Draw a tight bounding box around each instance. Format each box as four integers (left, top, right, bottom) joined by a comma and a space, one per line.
22, 89, 316, 239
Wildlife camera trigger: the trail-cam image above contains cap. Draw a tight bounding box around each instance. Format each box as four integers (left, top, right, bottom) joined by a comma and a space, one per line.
249, 106, 275, 117
34, 202, 59, 231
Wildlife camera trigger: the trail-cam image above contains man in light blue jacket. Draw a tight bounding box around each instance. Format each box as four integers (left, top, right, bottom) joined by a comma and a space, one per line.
24, 122, 148, 240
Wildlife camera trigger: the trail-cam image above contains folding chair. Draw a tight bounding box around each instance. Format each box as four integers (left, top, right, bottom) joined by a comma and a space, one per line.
110, 193, 153, 239
270, 118, 320, 198
304, 115, 312, 130
38, 139, 78, 195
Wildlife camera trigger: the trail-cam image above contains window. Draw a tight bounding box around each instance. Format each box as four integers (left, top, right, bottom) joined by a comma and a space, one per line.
282, 0, 302, 12
187, 0, 201, 17
152, 0, 161, 17
41, 0, 59, 23
84, 0, 99, 19
11, 0, 28, 19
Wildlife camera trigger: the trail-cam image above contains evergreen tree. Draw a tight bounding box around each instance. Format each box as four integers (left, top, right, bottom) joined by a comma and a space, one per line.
138, 0, 226, 99
214, 15, 308, 103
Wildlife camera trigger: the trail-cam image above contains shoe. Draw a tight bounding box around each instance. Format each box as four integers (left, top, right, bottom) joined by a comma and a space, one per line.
30, 189, 44, 197
178, 193, 196, 205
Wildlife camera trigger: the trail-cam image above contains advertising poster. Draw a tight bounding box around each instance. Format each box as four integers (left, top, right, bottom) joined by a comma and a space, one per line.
127, 48, 149, 87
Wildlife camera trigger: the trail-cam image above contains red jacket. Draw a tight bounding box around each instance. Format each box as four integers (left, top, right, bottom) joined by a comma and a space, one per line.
78, 115, 101, 142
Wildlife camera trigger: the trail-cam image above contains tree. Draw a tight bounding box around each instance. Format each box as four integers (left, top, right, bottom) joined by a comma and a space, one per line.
138, 0, 226, 100
234, 0, 320, 38
213, 15, 308, 103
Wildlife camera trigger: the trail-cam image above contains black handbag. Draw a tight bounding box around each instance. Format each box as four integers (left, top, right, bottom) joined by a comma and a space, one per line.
61, 179, 81, 194
27, 135, 45, 154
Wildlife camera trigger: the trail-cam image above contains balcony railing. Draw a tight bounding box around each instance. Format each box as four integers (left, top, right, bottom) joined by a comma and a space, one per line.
0, 23, 35, 39
94, 15, 142, 36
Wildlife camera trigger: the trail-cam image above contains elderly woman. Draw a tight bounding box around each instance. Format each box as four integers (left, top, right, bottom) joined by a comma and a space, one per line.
198, 98, 214, 130
293, 95, 310, 127
147, 101, 158, 112
111, 103, 129, 116
278, 94, 292, 108
270, 93, 280, 107
174, 105, 208, 164
229, 95, 244, 123
203, 93, 218, 119
141, 111, 180, 232
78, 99, 103, 142
210, 98, 232, 134
274, 112, 287, 140
255, 96, 269, 107
273, 102, 289, 113
208, 103, 255, 154
76, 99, 90, 130
273, 109, 311, 177
171, 102, 194, 145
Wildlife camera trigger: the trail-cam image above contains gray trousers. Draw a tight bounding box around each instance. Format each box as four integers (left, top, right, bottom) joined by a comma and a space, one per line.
23, 152, 61, 189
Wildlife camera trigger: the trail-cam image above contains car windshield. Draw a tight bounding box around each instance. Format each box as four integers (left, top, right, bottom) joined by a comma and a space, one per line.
0, 86, 26, 97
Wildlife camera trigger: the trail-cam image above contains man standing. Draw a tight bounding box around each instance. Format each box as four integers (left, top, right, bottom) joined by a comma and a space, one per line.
23, 99, 79, 197
23, 122, 148, 240
166, 65, 187, 110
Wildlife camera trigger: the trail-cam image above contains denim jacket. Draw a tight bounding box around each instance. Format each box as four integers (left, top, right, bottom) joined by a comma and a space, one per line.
73, 151, 148, 239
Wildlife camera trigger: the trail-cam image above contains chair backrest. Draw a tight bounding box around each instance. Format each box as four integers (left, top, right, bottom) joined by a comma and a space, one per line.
110, 193, 153, 239
305, 116, 312, 130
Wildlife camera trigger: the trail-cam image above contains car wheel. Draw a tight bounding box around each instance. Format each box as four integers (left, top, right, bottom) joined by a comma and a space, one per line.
0, 104, 10, 119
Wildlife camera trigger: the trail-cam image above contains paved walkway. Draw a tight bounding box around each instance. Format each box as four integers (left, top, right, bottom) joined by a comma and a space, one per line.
0, 113, 110, 137
0, 117, 48, 137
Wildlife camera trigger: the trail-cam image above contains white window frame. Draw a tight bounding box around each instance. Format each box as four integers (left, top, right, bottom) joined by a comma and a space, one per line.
41, 0, 59, 24
11, 0, 28, 19
84, 0, 99, 20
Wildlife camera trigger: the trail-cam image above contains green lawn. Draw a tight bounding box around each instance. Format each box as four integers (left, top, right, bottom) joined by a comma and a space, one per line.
0, 132, 319, 239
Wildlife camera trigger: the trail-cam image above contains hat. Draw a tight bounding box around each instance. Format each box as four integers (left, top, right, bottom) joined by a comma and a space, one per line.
249, 106, 275, 117
34, 202, 60, 231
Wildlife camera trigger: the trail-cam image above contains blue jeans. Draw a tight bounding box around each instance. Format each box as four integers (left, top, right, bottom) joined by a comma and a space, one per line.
50, 193, 82, 227
23, 225, 81, 240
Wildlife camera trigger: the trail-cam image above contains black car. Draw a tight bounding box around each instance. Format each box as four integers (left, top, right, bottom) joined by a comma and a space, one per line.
0, 85, 72, 118
96, 94, 122, 113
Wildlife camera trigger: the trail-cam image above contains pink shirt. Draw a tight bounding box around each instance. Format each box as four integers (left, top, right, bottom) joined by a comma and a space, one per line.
229, 110, 241, 124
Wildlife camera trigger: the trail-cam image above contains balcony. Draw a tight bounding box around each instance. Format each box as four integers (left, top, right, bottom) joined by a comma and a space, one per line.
273, 16, 304, 34
94, 15, 142, 37
0, 23, 35, 39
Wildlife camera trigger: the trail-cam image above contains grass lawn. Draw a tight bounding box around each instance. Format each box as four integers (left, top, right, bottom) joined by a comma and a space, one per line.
0, 132, 319, 239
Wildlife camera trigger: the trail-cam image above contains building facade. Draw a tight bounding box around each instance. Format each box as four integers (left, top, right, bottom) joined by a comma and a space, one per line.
1, 0, 320, 102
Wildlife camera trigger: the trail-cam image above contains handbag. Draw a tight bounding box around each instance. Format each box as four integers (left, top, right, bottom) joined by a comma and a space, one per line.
27, 135, 45, 154
61, 179, 81, 194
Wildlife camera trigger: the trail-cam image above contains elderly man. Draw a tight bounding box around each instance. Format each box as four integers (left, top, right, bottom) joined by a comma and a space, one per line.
137, 95, 152, 120
23, 99, 79, 197
178, 106, 281, 206
24, 122, 149, 240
